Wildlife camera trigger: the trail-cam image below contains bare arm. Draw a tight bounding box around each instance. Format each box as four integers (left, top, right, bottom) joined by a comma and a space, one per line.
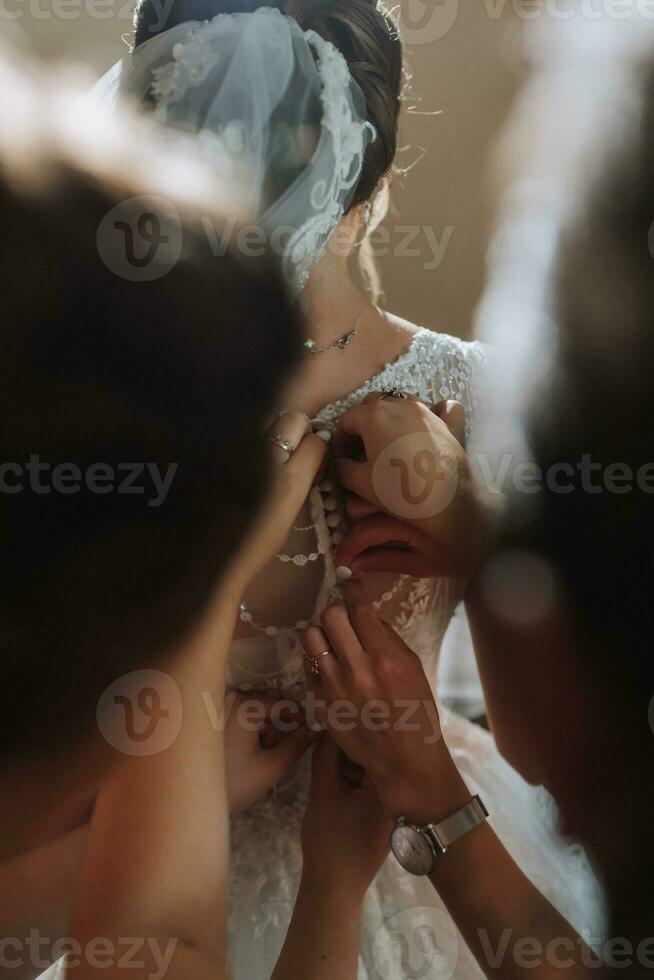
64, 583, 237, 980
464, 578, 541, 779
300, 584, 597, 980
0, 826, 89, 980
272, 737, 390, 980
398, 743, 596, 979
0, 416, 325, 980
63, 420, 327, 980
463, 552, 581, 791
272, 876, 364, 980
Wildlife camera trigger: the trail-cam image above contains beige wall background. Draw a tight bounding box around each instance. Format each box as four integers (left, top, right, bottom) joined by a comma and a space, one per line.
15, 1, 525, 339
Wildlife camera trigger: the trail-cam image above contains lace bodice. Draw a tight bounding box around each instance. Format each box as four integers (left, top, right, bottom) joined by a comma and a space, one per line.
227, 330, 607, 979
229, 327, 486, 696
312, 326, 485, 436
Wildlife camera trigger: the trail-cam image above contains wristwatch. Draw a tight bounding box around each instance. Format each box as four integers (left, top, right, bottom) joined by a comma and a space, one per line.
390, 795, 489, 876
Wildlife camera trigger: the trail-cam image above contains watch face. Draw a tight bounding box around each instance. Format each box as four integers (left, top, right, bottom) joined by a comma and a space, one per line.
390, 824, 435, 876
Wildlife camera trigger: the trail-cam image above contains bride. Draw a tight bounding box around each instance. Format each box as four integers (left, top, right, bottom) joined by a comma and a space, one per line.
96, 1, 606, 975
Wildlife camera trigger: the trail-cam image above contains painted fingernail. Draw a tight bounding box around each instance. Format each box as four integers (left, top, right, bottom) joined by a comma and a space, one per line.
336, 565, 353, 582
316, 430, 332, 443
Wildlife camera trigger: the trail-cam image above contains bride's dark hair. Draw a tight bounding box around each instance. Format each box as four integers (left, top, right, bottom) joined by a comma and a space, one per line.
133, 0, 403, 212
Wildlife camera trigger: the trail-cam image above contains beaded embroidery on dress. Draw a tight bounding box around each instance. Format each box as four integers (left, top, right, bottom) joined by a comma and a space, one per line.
227, 328, 606, 980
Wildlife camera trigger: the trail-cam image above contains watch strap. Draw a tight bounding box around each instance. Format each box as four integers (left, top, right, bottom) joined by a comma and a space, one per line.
426, 795, 489, 853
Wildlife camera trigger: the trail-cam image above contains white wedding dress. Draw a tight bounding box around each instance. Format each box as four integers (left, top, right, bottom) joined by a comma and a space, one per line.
37, 328, 604, 980
227, 327, 606, 980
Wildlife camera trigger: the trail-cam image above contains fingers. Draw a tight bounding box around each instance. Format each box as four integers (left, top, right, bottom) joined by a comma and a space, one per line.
267, 724, 319, 773
359, 391, 421, 405
289, 429, 328, 465
286, 431, 329, 489
320, 602, 369, 671
333, 457, 375, 503
309, 735, 342, 801
251, 726, 319, 801
331, 394, 419, 460
335, 513, 431, 572
340, 579, 392, 655
431, 400, 466, 448
345, 547, 438, 578
267, 411, 312, 466
258, 699, 304, 748
330, 403, 370, 461
312, 733, 340, 779
302, 625, 342, 696
272, 432, 328, 530
238, 727, 320, 811
301, 626, 329, 728
335, 514, 411, 569
345, 494, 379, 521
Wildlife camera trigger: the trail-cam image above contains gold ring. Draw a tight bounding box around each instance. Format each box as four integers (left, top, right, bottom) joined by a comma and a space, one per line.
304, 651, 332, 677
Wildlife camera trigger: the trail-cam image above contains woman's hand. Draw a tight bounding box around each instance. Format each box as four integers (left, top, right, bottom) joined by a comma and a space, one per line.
302, 581, 469, 824
336, 510, 451, 578
225, 694, 319, 813
272, 735, 390, 980
331, 398, 488, 579
227, 411, 328, 598
301, 735, 391, 899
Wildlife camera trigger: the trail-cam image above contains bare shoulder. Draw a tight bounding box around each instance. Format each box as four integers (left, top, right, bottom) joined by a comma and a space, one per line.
380, 311, 422, 346
381, 311, 486, 366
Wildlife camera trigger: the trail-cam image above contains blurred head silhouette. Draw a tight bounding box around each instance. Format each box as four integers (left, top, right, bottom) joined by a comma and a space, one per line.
0, 51, 302, 772
485, 52, 654, 949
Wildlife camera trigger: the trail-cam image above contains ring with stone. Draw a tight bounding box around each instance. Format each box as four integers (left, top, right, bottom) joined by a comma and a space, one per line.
304, 651, 332, 677
269, 432, 297, 458
379, 387, 408, 401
